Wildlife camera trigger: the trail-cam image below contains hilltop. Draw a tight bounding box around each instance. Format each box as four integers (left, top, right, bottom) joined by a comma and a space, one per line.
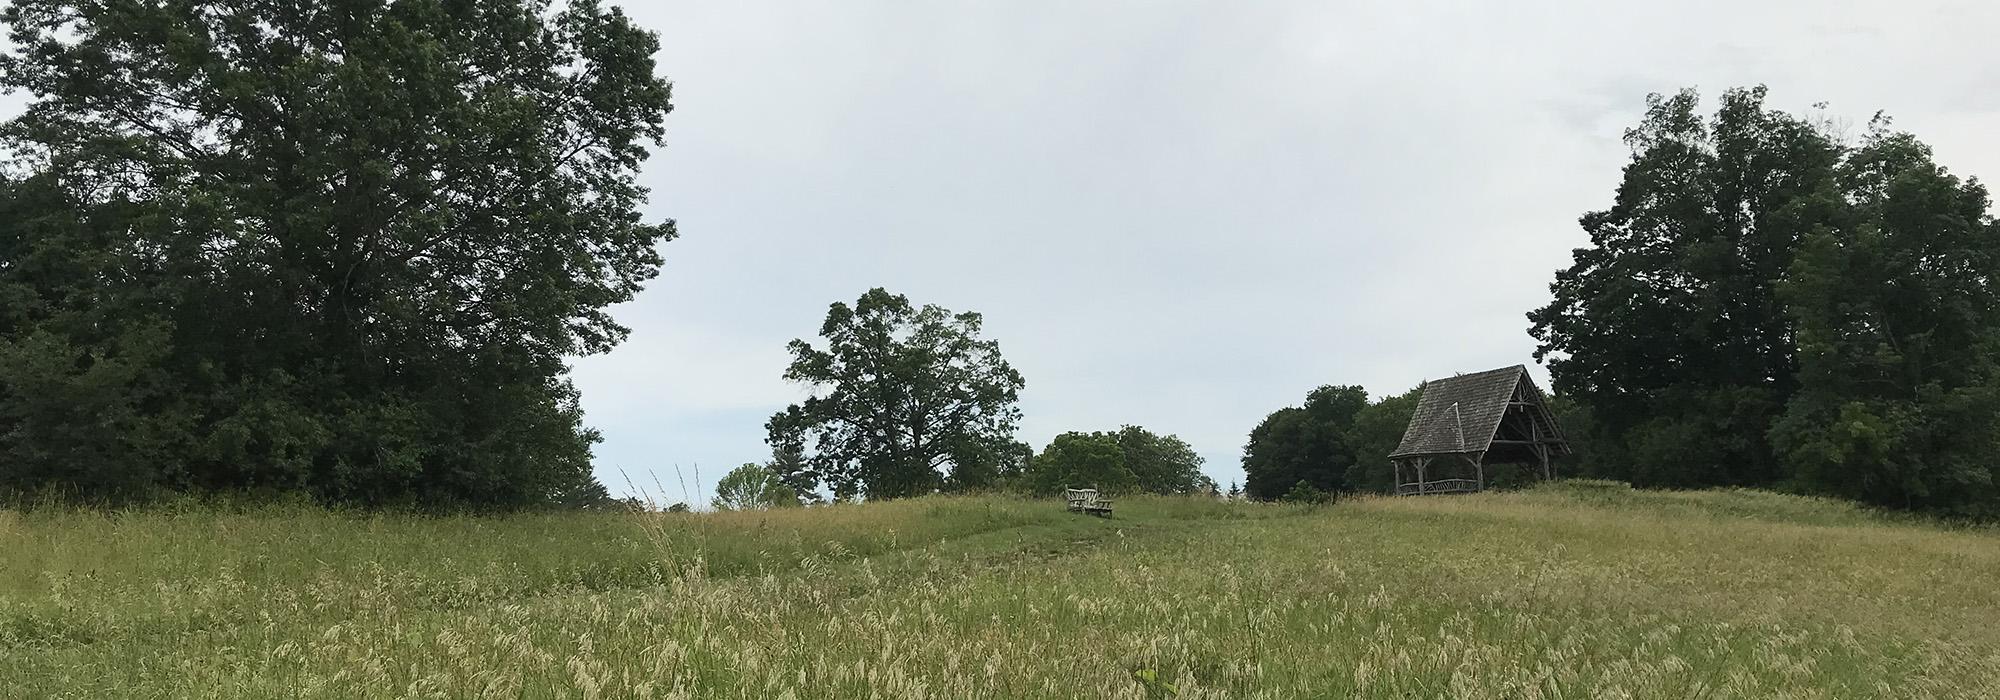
4, 483, 1996, 698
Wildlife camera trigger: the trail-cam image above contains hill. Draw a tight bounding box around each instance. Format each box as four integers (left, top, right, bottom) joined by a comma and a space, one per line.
4, 483, 1997, 698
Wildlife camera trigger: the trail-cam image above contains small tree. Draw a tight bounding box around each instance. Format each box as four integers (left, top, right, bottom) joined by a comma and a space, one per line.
1028, 432, 1136, 495
710, 463, 801, 511
1116, 426, 1208, 494
1281, 480, 1335, 505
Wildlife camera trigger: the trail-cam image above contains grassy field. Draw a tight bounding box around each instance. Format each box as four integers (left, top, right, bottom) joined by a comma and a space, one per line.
4, 482, 1997, 699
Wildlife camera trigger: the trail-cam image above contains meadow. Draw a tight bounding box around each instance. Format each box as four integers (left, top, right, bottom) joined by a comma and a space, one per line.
4, 482, 1997, 698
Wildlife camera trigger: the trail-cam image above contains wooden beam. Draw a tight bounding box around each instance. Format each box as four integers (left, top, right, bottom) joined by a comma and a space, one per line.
1530, 417, 1552, 480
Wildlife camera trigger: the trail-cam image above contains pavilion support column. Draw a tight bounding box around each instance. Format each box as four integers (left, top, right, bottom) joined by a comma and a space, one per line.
1392, 460, 1404, 495
1529, 416, 1554, 481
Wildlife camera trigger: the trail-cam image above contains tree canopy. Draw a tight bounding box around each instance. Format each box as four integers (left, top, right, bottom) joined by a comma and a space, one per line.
1240, 385, 1368, 499
1236, 384, 1421, 499
710, 462, 801, 511
1025, 425, 1208, 496
766, 288, 1025, 501
1531, 86, 2000, 515
0, 0, 674, 506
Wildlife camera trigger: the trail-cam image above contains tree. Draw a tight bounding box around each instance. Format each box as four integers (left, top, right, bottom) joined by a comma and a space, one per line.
1028, 432, 1136, 495
1770, 122, 2000, 514
1115, 426, 1207, 494
1241, 385, 1367, 499
941, 438, 1034, 493
710, 462, 801, 511
766, 289, 1024, 500
1227, 482, 1242, 499
1531, 87, 2000, 515
552, 476, 625, 510
1025, 425, 1205, 496
1281, 480, 1335, 505
1341, 386, 1421, 494
0, 0, 674, 505
1529, 86, 1844, 489
0, 175, 189, 498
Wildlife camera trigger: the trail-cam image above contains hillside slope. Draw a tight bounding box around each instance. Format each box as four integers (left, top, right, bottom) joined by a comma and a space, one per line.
3, 484, 1996, 698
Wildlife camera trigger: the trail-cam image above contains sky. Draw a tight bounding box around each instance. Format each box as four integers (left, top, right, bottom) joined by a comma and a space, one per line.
5, 1, 1998, 505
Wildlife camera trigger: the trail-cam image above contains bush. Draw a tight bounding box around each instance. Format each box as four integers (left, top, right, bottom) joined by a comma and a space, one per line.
1280, 480, 1336, 505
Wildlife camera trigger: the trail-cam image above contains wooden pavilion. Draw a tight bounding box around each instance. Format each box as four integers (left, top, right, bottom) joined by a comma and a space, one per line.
1388, 365, 1569, 495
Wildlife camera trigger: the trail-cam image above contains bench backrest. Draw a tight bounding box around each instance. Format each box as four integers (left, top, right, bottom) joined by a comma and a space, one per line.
1065, 488, 1102, 508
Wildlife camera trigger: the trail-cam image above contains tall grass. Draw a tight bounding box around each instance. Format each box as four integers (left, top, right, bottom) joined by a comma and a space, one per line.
3, 486, 1995, 698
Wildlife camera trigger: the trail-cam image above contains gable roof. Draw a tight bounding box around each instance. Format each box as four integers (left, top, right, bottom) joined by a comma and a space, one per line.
1390, 365, 1566, 459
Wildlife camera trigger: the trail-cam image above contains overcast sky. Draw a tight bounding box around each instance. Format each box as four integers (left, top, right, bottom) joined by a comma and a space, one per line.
572, 0, 1999, 503
5, 1, 1997, 504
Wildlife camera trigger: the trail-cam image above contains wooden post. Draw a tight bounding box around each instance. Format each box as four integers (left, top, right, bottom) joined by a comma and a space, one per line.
1392, 459, 1404, 494
1529, 413, 1552, 481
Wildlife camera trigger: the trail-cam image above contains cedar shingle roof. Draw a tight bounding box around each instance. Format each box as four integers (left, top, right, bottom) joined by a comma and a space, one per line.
1390, 365, 1566, 459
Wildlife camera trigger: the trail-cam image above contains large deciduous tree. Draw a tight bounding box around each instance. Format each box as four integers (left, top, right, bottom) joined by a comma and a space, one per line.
1529, 87, 1842, 489
766, 289, 1024, 501
0, 0, 674, 505
1770, 123, 2000, 514
1531, 87, 2000, 515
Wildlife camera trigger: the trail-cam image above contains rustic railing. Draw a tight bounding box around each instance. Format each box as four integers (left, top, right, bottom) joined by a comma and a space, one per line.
1064, 488, 1114, 516
1395, 479, 1481, 496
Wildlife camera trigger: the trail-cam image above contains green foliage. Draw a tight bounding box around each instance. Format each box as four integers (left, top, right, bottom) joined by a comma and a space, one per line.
1114, 426, 1208, 494
1241, 385, 1368, 499
1771, 124, 2000, 515
710, 463, 801, 511
1280, 479, 1335, 505
1529, 86, 2000, 514
1341, 386, 1422, 493
766, 288, 1025, 501
0, 0, 674, 506
1530, 86, 1833, 490
1029, 431, 1136, 495
1022, 426, 1205, 496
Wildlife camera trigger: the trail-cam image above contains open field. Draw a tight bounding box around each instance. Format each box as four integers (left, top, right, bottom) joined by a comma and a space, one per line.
4, 483, 1998, 698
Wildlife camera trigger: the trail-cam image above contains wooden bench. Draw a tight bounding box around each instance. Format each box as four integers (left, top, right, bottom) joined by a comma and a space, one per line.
1394, 478, 1482, 496
1065, 488, 1113, 517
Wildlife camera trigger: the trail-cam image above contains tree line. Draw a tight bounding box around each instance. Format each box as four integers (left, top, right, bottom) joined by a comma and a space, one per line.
740, 288, 1214, 508
2, 2, 1992, 516
1238, 88, 2000, 517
